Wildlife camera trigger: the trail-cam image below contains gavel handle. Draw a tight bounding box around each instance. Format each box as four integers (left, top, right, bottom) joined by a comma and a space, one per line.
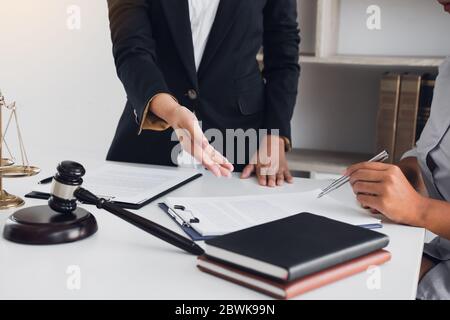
74, 188, 204, 256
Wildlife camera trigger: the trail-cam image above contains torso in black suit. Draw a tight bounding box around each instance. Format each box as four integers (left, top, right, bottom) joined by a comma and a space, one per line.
106, 0, 300, 171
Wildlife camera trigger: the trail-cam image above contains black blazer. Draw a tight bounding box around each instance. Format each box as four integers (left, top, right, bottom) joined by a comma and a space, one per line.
106, 0, 300, 170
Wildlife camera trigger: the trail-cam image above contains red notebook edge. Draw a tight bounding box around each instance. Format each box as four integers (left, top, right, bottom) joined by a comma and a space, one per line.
197, 250, 392, 300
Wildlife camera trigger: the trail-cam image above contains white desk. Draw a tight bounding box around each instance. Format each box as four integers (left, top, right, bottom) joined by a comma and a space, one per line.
0, 152, 425, 300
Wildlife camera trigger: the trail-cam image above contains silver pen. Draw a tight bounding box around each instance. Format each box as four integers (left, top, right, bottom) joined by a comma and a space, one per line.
317, 150, 389, 198
167, 206, 191, 228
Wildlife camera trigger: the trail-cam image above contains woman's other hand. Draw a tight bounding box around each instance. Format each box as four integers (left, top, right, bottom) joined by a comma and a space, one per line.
241, 135, 293, 187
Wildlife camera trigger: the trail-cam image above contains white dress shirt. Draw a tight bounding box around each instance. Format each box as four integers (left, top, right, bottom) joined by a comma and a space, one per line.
177, 0, 220, 167
188, 0, 221, 71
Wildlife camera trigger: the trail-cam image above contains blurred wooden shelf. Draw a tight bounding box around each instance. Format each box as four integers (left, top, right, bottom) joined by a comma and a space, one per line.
257, 53, 444, 68
299, 55, 444, 67
287, 149, 372, 174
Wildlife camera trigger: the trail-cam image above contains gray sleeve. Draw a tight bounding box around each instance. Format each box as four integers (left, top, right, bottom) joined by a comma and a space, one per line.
417, 260, 450, 300
424, 237, 450, 261
401, 148, 418, 160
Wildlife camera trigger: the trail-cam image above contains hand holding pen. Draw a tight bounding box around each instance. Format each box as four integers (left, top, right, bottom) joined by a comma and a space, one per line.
345, 157, 428, 227
318, 150, 389, 198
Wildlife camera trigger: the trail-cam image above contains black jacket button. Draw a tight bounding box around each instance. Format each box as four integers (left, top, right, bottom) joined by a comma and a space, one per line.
187, 89, 198, 100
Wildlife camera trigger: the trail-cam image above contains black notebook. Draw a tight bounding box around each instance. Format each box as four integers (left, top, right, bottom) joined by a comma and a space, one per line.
205, 213, 389, 282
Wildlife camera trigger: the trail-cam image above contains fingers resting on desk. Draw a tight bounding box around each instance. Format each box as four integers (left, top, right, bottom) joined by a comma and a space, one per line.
240, 136, 293, 187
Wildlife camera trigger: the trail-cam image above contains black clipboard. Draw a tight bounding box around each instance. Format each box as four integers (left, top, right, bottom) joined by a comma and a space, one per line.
25, 173, 203, 210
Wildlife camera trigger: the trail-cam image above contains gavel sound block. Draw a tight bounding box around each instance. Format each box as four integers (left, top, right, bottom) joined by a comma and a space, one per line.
3, 161, 98, 244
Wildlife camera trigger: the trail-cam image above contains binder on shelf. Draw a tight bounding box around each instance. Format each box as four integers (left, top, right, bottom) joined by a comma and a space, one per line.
393, 74, 422, 163
375, 73, 401, 163
416, 75, 436, 140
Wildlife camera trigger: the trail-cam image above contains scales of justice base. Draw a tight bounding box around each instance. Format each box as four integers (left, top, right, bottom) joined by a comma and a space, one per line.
0, 90, 40, 209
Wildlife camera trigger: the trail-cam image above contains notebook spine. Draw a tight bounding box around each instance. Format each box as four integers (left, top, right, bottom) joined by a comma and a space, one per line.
288, 236, 389, 282
198, 250, 392, 300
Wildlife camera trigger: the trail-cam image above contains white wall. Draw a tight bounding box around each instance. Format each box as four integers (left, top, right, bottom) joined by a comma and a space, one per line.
0, 0, 124, 161
338, 0, 450, 56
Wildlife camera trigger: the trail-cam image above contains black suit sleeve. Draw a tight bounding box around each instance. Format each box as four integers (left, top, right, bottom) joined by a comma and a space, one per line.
262, 0, 300, 141
108, 0, 170, 127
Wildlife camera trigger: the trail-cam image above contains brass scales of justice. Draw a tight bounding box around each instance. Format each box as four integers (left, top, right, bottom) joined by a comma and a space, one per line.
0, 90, 40, 209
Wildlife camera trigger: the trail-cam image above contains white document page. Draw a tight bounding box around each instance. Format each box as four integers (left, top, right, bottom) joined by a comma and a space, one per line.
165, 190, 381, 237
36, 164, 199, 204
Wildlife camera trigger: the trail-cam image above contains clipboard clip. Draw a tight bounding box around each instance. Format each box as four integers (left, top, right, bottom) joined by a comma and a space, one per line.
173, 205, 200, 224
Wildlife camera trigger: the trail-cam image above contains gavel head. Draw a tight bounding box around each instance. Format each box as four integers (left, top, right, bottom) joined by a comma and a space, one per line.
3, 160, 98, 245
48, 161, 86, 214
